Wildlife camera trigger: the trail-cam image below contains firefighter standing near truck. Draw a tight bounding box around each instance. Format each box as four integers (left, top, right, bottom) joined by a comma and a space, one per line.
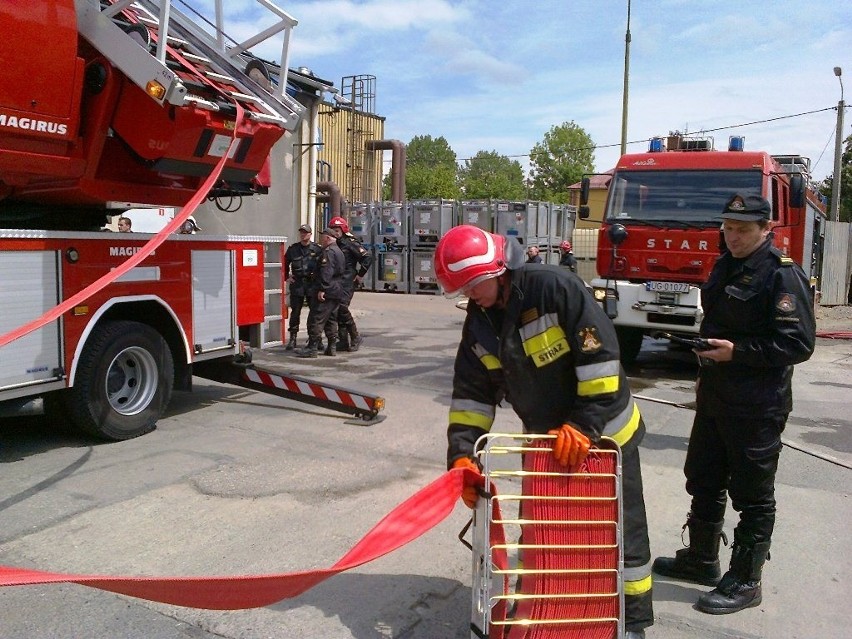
284, 223, 322, 350
328, 215, 372, 352
297, 228, 345, 358
436, 225, 653, 638
653, 194, 815, 614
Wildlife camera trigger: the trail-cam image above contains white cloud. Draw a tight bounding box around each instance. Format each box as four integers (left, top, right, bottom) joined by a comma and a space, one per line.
197, 0, 852, 182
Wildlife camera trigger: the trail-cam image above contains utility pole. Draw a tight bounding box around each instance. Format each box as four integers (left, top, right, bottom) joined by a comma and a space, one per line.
620, 0, 631, 158
831, 67, 844, 222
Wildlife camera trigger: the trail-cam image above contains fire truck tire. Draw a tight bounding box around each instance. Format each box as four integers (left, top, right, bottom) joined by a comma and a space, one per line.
615, 326, 644, 366
66, 321, 174, 441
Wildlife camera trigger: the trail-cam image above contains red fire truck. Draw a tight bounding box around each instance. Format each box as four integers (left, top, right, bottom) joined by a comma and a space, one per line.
0, 0, 384, 440
580, 133, 826, 364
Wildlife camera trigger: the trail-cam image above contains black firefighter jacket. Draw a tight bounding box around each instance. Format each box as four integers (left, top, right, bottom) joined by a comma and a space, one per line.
284, 241, 321, 296
447, 264, 645, 467
337, 233, 373, 290
318, 243, 346, 301
697, 239, 815, 418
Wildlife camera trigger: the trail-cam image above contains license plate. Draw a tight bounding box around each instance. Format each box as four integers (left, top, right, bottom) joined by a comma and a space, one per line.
645, 281, 691, 293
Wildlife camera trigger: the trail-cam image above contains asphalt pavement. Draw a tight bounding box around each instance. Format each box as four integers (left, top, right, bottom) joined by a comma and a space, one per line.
0, 292, 849, 638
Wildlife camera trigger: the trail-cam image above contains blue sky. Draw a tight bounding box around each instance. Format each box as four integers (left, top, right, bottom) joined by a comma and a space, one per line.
218, 0, 850, 181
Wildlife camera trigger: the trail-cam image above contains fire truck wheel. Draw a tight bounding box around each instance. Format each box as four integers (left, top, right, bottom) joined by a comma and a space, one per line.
615, 326, 644, 366
67, 321, 174, 441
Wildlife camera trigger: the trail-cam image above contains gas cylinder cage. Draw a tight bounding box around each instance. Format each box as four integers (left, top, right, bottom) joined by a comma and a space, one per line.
462, 433, 625, 639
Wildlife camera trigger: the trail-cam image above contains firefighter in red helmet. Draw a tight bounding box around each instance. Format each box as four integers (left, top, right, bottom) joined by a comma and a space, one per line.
558, 239, 577, 272
329, 215, 350, 234
328, 215, 372, 351
436, 225, 653, 638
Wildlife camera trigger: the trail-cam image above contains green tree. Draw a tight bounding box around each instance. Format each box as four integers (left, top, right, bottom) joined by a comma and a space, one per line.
819, 133, 852, 223
528, 121, 596, 203
459, 150, 526, 200
383, 135, 460, 200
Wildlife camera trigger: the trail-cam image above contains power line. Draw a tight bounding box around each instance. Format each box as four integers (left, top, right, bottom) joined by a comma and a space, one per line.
500, 106, 838, 161
812, 124, 838, 174
382, 105, 838, 163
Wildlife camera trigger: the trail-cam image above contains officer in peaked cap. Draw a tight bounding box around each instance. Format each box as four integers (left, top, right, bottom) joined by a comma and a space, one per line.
284, 223, 321, 350
720, 193, 771, 222
653, 192, 815, 615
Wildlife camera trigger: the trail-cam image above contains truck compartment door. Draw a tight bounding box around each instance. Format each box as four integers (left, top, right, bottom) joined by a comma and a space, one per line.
0, 251, 63, 390
191, 250, 235, 355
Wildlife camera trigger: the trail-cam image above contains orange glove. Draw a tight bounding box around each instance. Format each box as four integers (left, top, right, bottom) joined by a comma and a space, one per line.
452, 457, 483, 509
547, 423, 591, 468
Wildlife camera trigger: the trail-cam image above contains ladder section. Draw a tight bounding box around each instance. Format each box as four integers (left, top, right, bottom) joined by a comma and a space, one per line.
468, 434, 624, 639
77, 0, 304, 131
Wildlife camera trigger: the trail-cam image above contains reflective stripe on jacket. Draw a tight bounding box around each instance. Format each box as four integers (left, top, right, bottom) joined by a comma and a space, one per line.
447, 264, 645, 467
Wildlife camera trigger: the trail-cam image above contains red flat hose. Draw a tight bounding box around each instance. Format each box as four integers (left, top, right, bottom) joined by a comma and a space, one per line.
497, 442, 620, 639
0, 468, 472, 609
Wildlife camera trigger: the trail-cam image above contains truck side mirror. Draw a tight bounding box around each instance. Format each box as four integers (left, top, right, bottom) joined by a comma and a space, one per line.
580, 177, 591, 205
789, 174, 805, 209
579, 205, 590, 219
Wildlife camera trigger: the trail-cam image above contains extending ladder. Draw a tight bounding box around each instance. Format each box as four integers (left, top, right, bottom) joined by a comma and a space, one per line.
76, 0, 304, 131
465, 434, 625, 639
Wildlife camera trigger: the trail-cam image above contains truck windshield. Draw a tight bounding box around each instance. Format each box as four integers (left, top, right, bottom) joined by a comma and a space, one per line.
605, 170, 763, 224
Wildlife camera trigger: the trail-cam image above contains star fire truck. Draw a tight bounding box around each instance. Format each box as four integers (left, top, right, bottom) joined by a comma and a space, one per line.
579, 132, 826, 364
0, 0, 384, 440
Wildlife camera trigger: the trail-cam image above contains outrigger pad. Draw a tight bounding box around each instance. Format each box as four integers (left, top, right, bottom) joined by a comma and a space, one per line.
344, 414, 387, 427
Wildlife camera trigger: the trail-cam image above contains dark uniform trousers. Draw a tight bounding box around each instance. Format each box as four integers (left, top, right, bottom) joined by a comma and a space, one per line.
685, 413, 784, 542
288, 279, 317, 334
622, 441, 654, 628
307, 296, 339, 344
336, 283, 355, 331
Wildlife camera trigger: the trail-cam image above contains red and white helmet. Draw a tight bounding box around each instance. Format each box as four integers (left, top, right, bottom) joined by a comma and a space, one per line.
328, 215, 350, 234
560, 240, 572, 252
435, 225, 524, 296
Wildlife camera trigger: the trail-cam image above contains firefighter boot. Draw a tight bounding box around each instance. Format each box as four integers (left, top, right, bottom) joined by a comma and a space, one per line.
336, 326, 350, 352
653, 515, 726, 586
285, 332, 298, 351
696, 536, 770, 615
296, 339, 319, 358
348, 324, 363, 352
323, 339, 336, 356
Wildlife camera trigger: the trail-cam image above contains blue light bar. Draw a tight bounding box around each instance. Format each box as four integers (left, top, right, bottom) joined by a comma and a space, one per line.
649, 137, 665, 152
728, 136, 745, 152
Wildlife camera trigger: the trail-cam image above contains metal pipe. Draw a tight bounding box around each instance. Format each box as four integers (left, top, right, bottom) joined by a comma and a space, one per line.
365, 139, 406, 201
316, 181, 342, 217
307, 100, 320, 228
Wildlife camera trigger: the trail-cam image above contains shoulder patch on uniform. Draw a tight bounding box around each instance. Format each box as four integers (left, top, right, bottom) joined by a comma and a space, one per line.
779, 256, 794, 265
776, 293, 795, 313
578, 326, 603, 353
521, 308, 539, 324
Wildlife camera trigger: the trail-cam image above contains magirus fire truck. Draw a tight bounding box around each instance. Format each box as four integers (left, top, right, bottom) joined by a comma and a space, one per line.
0, 0, 384, 440
579, 132, 826, 364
